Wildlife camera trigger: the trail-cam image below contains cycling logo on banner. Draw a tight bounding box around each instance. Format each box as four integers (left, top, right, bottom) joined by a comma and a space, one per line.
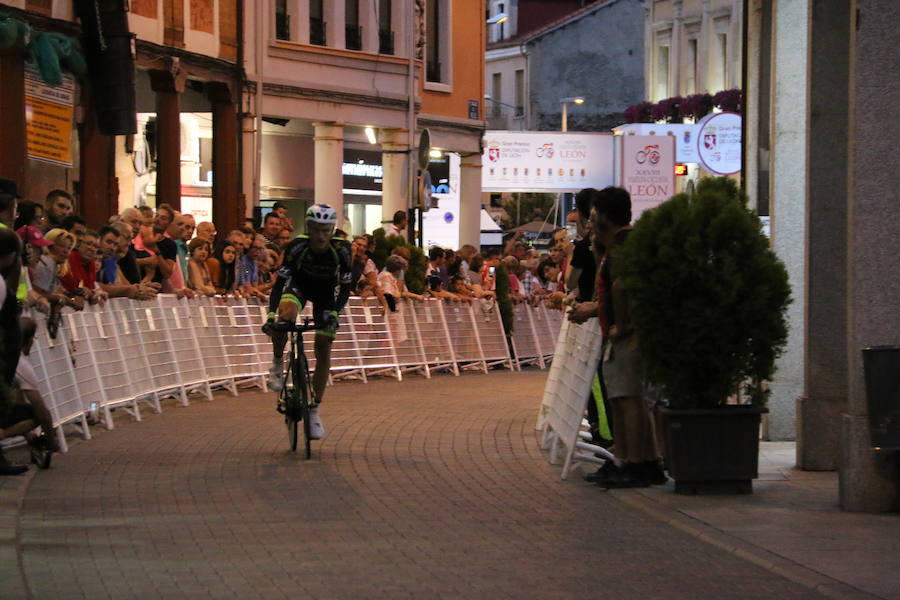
635, 145, 661, 165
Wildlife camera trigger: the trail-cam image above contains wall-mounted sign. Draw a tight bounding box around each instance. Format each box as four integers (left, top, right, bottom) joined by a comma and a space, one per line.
619, 135, 676, 221
24, 64, 75, 167
696, 112, 742, 175
482, 131, 615, 192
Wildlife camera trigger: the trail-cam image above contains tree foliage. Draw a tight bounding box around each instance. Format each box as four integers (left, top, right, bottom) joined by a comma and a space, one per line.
614, 177, 791, 409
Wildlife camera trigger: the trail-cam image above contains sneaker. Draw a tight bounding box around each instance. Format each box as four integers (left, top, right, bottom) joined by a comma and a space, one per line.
598, 462, 651, 489
28, 436, 53, 470
268, 361, 285, 392
308, 407, 325, 440
585, 459, 619, 484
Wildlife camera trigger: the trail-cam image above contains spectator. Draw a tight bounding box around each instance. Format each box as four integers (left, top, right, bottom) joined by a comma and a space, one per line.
481, 247, 502, 291
350, 235, 379, 292
116, 208, 146, 285
236, 233, 265, 296
137, 205, 154, 227
1, 227, 24, 391
226, 229, 248, 254
570, 186, 663, 488
536, 257, 561, 292
567, 189, 600, 302
259, 212, 282, 244
208, 241, 238, 295
502, 230, 524, 257
44, 190, 73, 230
61, 215, 87, 244
14, 201, 46, 231
502, 256, 525, 303
548, 243, 566, 269
271, 201, 293, 231
15, 227, 52, 313
96, 225, 156, 299
169, 213, 194, 285
13, 316, 61, 456
196, 221, 217, 245
60, 229, 108, 305
425, 247, 447, 287
187, 238, 216, 296
385, 210, 407, 238
457, 244, 477, 280
31, 229, 83, 310
275, 227, 292, 250
425, 273, 463, 302
463, 255, 494, 299
149, 204, 186, 293
378, 255, 424, 310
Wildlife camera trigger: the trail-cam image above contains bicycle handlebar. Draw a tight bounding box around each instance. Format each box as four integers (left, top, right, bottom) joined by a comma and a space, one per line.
270, 317, 319, 333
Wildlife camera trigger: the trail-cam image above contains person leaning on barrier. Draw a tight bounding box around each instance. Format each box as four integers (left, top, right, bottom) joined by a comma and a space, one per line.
569, 186, 665, 488
59, 229, 108, 306
208, 241, 239, 296
377, 255, 425, 311
1, 226, 25, 389
196, 221, 217, 245
16, 226, 52, 314
263, 203, 352, 441
31, 229, 85, 311
351, 235, 387, 310
9, 317, 60, 460
44, 189, 73, 231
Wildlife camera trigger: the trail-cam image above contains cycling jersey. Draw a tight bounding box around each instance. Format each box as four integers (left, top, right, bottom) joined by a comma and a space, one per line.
268, 235, 352, 335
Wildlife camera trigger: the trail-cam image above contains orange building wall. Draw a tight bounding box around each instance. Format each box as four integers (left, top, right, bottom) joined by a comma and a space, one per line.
420, 0, 486, 121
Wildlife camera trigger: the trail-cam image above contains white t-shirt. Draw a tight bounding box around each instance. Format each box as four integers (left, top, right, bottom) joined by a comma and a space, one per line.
377, 269, 401, 297
385, 224, 404, 237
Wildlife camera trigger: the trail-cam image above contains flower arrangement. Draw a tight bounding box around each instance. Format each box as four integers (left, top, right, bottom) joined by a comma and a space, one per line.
713, 88, 743, 113
679, 93, 714, 121
623, 101, 654, 124
651, 96, 684, 123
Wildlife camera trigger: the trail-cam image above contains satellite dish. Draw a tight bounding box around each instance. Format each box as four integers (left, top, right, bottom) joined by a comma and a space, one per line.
417, 128, 431, 170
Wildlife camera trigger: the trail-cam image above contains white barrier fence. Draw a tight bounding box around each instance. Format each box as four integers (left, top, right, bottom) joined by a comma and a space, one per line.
18, 294, 564, 452
535, 317, 614, 479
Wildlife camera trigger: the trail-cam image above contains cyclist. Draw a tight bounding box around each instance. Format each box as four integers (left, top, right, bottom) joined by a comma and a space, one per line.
264, 203, 352, 439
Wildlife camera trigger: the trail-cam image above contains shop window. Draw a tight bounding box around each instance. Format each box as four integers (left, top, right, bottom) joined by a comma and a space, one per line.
275, 0, 290, 41
491, 73, 502, 117
514, 69, 524, 117
655, 42, 670, 101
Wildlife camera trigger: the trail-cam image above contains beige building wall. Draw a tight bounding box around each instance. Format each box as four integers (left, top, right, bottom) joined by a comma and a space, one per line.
485, 46, 527, 130
644, 0, 743, 101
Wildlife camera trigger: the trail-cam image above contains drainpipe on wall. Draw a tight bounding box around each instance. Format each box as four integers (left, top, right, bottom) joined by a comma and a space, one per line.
407, 5, 417, 245
254, 0, 266, 215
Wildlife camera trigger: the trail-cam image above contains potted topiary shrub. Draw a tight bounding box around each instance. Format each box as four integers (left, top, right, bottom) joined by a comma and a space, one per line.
614, 177, 791, 494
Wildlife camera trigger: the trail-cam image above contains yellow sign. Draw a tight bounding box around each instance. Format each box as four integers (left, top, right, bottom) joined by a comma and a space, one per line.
25, 64, 75, 167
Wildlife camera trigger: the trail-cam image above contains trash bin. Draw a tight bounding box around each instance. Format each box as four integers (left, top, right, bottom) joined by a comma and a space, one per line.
862, 346, 900, 451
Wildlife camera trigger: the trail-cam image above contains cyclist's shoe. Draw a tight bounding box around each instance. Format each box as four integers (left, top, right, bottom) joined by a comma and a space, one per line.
268, 361, 285, 392
308, 407, 326, 440
276, 399, 286, 415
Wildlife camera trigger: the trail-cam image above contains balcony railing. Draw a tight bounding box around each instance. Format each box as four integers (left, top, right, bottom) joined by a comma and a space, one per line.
310, 18, 326, 46
275, 12, 290, 41
378, 29, 394, 55
345, 24, 362, 50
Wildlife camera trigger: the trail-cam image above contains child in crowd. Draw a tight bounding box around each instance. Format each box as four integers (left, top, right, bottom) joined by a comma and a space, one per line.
187, 238, 216, 296
208, 241, 238, 296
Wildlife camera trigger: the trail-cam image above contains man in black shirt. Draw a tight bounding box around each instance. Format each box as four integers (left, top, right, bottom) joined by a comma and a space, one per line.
565, 189, 600, 303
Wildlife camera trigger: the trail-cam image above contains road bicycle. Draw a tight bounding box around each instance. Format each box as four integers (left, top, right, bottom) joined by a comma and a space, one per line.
274, 318, 318, 457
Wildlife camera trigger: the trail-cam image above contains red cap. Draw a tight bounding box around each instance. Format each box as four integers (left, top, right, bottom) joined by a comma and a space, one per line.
17, 225, 53, 247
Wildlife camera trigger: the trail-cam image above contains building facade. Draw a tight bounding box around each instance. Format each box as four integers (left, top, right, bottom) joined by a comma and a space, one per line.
245, 0, 486, 246
643, 0, 743, 102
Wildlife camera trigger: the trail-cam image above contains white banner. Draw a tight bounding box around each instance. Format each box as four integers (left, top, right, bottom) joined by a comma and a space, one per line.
482, 131, 615, 192
613, 123, 700, 163
619, 135, 677, 221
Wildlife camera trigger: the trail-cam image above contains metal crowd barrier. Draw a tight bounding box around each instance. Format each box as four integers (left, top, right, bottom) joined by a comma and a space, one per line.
21, 294, 562, 451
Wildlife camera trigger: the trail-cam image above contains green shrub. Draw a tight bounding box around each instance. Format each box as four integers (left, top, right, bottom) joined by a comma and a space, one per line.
614, 177, 791, 409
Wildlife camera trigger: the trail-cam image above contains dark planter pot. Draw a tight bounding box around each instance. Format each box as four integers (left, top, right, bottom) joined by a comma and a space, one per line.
661, 406, 768, 495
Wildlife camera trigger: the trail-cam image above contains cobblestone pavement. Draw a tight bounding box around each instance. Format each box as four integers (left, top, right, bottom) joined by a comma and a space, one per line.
10, 371, 825, 599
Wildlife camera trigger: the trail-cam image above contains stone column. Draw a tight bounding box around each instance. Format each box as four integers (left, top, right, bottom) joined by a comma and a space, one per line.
0, 52, 26, 189
840, 0, 900, 513
767, 0, 809, 441
797, 0, 851, 471
458, 154, 483, 250
361, 0, 379, 53
671, 0, 684, 95
380, 128, 409, 227
207, 82, 241, 237
313, 121, 344, 228
149, 70, 184, 211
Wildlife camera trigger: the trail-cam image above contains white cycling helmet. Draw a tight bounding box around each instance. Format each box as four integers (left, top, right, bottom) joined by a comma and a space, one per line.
305, 203, 338, 226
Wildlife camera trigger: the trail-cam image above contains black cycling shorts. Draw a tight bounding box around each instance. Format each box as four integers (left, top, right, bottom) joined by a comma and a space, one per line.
279, 276, 339, 338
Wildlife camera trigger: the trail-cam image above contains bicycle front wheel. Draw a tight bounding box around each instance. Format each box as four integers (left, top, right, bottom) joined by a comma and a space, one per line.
297, 353, 313, 459
283, 354, 300, 452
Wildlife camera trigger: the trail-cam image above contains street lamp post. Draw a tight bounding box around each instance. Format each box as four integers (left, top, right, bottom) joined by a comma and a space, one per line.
559, 96, 585, 132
